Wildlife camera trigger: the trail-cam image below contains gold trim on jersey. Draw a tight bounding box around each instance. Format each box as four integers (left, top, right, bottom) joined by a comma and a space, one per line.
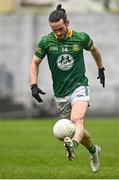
67, 29, 73, 38
36, 47, 42, 53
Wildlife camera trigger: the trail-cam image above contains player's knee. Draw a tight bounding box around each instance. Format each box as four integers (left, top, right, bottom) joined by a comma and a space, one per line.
70, 113, 84, 124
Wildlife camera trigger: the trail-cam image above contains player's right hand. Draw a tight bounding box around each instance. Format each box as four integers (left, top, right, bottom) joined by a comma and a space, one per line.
31, 84, 46, 103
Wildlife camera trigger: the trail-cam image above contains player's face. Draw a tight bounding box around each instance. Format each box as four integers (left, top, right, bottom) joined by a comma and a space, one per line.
49, 19, 69, 39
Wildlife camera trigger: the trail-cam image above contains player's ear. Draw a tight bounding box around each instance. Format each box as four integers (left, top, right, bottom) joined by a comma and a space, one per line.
66, 20, 69, 26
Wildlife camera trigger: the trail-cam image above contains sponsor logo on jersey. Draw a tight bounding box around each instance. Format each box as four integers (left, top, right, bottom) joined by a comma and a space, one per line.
49, 46, 58, 51
57, 54, 74, 71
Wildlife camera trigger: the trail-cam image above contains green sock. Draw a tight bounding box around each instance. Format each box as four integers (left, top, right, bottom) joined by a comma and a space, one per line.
87, 145, 96, 154
72, 140, 79, 150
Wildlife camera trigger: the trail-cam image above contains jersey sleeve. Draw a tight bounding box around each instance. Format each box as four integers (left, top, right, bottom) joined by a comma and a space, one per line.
82, 32, 93, 51
35, 37, 47, 60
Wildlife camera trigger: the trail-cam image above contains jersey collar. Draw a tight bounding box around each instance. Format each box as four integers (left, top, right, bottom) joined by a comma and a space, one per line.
67, 29, 73, 38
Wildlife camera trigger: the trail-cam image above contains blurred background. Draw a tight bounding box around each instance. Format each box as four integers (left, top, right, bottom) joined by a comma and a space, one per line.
0, 0, 119, 118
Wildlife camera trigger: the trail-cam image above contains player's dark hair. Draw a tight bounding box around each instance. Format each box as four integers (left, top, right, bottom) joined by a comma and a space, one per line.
49, 4, 67, 23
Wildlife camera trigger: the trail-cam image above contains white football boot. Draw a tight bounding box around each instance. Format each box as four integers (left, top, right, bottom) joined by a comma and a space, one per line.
90, 145, 101, 173
64, 137, 75, 160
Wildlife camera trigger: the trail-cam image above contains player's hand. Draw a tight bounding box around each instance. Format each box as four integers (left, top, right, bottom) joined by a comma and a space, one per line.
31, 84, 46, 103
97, 67, 105, 88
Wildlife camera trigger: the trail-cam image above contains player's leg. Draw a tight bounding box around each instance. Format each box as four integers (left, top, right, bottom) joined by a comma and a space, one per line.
65, 101, 101, 172
81, 129, 95, 151
69, 86, 90, 144
63, 86, 89, 160
70, 100, 88, 143
64, 100, 88, 160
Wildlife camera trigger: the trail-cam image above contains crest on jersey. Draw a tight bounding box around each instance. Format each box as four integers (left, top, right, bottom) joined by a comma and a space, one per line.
72, 44, 80, 51
57, 54, 74, 71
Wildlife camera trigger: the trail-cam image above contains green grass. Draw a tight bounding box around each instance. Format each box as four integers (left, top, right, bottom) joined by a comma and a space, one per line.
0, 118, 119, 179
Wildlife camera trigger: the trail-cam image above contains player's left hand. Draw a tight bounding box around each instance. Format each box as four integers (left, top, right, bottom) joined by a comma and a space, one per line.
31, 84, 46, 103
97, 67, 105, 88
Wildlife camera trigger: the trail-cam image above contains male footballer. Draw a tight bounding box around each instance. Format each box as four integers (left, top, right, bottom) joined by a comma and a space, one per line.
30, 4, 105, 173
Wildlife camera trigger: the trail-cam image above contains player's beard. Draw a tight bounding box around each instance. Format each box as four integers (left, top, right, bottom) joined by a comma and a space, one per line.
57, 27, 68, 40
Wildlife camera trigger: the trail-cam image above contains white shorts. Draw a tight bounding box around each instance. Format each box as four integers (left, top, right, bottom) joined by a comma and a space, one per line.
55, 86, 90, 118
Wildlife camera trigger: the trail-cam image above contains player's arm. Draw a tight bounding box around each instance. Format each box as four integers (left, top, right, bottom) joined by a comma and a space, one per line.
90, 44, 103, 68
30, 55, 46, 103
90, 44, 105, 88
30, 55, 41, 85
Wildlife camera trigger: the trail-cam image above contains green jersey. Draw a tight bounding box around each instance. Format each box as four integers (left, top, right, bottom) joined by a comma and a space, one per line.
35, 30, 93, 97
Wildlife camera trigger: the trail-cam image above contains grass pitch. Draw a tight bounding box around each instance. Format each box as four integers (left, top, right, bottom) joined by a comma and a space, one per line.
0, 118, 119, 179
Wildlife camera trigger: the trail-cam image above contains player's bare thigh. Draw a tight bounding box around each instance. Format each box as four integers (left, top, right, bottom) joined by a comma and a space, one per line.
70, 101, 88, 123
